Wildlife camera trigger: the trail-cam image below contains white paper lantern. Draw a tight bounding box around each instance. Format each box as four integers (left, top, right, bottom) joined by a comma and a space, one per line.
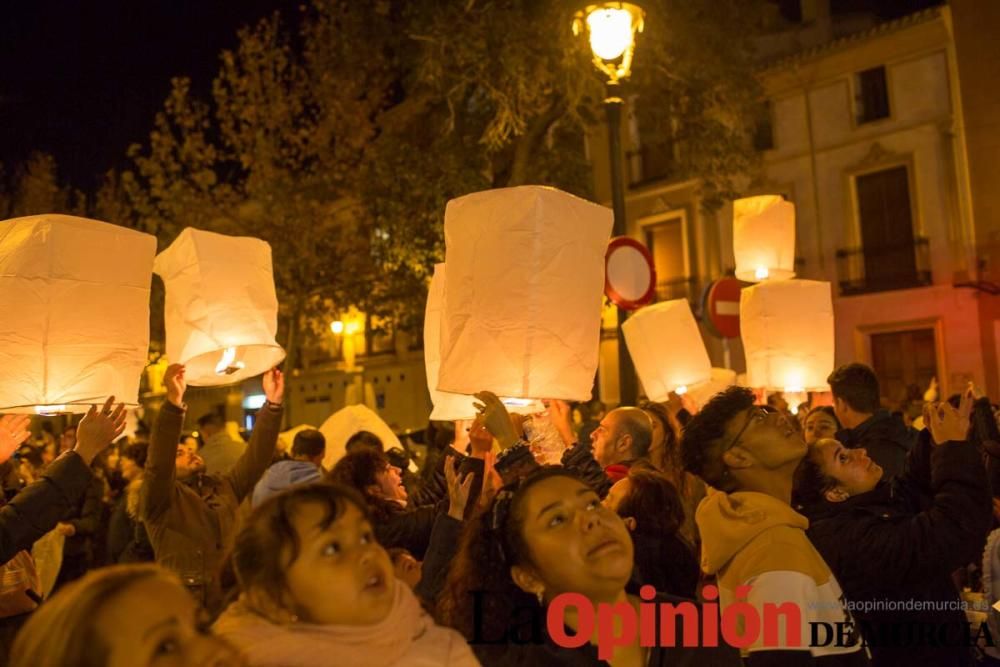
320, 404, 402, 470
424, 264, 481, 420
685, 367, 738, 411
0, 214, 156, 413
425, 264, 544, 419
153, 228, 285, 386
438, 186, 612, 401
622, 299, 712, 402
733, 195, 796, 283
740, 279, 834, 391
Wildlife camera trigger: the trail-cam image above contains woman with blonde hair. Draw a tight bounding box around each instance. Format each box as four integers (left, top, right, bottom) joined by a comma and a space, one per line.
10, 564, 243, 667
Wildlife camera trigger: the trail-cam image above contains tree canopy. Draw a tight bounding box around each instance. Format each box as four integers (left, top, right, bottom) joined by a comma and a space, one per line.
114, 0, 768, 370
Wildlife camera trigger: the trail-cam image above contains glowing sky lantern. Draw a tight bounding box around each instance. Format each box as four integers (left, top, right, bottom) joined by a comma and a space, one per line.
733, 195, 796, 283
622, 299, 712, 402
437, 186, 612, 401
0, 214, 156, 413
153, 228, 285, 386
740, 279, 834, 391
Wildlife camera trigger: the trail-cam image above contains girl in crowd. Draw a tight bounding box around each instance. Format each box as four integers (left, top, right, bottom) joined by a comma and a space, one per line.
639, 401, 705, 544
603, 469, 700, 599
214, 483, 479, 666
437, 467, 739, 666
803, 405, 841, 444
10, 564, 243, 667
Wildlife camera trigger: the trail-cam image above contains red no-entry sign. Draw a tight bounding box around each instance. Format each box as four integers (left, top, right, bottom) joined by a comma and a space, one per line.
704, 278, 743, 339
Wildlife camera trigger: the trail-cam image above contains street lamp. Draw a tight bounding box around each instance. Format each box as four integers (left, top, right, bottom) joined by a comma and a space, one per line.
573, 2, 645, 406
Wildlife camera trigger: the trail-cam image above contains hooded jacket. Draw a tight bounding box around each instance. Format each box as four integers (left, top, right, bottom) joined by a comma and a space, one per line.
697, 491, 869, 666
836, 410, 915, 479
801, 432, 990, 667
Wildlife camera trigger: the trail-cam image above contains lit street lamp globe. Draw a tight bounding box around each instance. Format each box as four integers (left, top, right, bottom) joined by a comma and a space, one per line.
573, 2, 645, 84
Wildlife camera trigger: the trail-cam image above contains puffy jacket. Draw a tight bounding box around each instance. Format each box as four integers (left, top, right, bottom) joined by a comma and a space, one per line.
802, 430, 991, 666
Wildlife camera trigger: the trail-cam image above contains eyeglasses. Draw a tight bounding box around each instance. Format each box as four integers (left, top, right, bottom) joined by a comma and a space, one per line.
723, 405, 776, 453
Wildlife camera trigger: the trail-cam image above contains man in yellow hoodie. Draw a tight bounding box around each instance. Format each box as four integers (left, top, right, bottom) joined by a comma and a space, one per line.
681, 386, 869, 666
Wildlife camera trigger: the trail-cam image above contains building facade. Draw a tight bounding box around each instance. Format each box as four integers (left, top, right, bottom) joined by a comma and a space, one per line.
592, 1, 1000, 405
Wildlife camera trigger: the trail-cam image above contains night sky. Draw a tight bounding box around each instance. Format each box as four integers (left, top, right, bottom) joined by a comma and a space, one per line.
1, 0, 943, 193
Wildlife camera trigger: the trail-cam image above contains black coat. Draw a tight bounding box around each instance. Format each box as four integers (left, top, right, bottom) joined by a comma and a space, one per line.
631, 532, 700, 599
836, 410, 916, 478
802, 431, 992, 667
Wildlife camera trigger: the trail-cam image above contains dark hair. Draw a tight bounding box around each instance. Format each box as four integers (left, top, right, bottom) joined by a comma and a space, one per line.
639, 401, 687, 496
291, 429, 326, 459
345, 430, 384, 454
616, 470, 685, 537
792, 447, 838, 507
805, 405, 840, 430
437, 467, 582, 641
681, 386, 755, 492
827, 363, 881, 414
122, 441, 149, 468
328, 449, 395, 521
197, 413, 225, 430
230, 483, 369, 611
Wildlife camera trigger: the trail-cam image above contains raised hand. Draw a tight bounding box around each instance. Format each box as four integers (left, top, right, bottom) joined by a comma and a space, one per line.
164, 364, 187, 408
546, 399, 576, 447
75, 397, 127, 465
924, 391, 971, 446
473, 391, 519, 450
478, 451, 503, 510
263, 367, 284, 405
444, 455, 474, 520
468, 416, 494, 456
0, 414, 31, 465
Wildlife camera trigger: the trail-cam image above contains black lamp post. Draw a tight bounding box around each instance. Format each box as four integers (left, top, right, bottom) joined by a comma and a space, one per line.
573, 2, 645, 406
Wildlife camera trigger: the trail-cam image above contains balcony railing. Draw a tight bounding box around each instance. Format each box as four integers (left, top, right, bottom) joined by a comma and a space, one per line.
835, 237, 931, 295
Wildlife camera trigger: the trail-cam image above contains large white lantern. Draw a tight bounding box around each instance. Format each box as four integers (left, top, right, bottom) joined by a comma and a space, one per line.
685, 367, 738, 412
424, 264, 480, 420
437, 186, 612, 401
740, 279, 834, 391
0, 214, 156, 413
622, 299, 712, 402
153, 228, 285, 386
733, 195, 796, 283
320, 404, 402, 470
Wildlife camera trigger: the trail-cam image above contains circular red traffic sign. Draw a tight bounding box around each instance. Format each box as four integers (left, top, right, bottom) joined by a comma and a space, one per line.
704, 277, 743, 339
605, 237, 656, 311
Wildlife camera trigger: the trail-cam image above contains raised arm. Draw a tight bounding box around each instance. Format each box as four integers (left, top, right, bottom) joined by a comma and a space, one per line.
0, 400, 124, 562
227, 368, 284, 502
141, 364, 186, 522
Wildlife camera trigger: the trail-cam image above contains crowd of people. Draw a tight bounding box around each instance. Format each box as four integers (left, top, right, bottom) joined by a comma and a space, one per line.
1, 360, 999, 666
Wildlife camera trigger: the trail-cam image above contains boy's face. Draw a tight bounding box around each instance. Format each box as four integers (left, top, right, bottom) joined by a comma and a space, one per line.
723, 405, 807, 473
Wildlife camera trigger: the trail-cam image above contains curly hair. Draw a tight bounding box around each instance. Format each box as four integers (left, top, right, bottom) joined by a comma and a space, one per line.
436, 467, 581, 642
680, 386, 755, 492
327, 448, 398, 522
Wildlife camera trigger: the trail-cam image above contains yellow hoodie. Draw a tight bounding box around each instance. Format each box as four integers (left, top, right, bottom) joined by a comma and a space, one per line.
696, 490, 869, 665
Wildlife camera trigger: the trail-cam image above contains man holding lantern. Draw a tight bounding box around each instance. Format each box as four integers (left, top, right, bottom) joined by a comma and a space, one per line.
139, 363, 284, 613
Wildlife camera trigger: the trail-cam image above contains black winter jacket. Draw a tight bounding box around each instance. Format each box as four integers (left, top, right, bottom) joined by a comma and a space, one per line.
802, 430, 991, 667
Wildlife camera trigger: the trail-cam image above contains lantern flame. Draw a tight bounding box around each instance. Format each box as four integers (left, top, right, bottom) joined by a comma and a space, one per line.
755, 266, 770, 280
34, 405, 66, 415
330, 321, 345, 335
214, 347, 246, 376
675, 385, 688, 395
